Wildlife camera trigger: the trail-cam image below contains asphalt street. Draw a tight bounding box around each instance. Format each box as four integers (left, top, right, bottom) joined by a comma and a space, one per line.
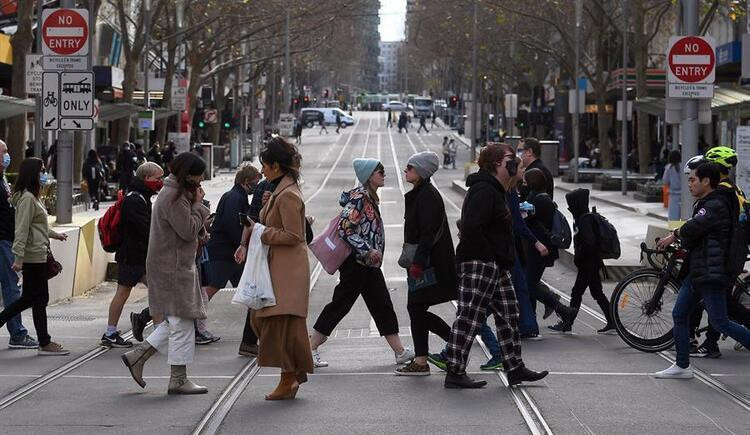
0, 112, 748, 434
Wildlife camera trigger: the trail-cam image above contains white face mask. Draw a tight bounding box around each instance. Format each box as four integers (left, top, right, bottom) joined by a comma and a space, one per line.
2, 153, 9, 169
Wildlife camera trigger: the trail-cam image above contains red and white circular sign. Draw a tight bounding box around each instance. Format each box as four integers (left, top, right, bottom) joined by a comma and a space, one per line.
42, 8, 89, 56
667, 36, 715, 84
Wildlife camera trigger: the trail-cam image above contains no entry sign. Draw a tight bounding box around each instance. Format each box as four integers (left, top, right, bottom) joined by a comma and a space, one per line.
667, 36, 715, 84
42, 8, 89, 57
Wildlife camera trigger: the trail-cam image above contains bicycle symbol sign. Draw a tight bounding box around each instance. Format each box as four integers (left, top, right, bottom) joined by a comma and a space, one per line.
41, 72, 59, 130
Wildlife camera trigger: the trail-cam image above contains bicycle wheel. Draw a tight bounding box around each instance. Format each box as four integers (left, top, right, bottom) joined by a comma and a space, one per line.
610, 269, 680, 353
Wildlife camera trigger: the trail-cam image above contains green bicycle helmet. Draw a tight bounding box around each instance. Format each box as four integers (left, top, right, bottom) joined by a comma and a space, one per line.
704, 146, 738, 169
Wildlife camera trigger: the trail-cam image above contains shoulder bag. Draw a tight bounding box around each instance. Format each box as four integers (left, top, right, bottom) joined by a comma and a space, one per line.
398, 215, 446, 269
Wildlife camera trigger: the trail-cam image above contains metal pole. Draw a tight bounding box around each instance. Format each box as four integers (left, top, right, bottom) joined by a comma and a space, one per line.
34, 0, 43, 158
470, 1, 478, 161
571, 0, 583, 184
56, 0, 75, 224
283, 11, 290, 113
621, 0, 629, 195
86, 0, 95, 151
143, 0, 151, 151
271, 62, 276, 127
479, 78, 483, 145
680, 0, 699, 220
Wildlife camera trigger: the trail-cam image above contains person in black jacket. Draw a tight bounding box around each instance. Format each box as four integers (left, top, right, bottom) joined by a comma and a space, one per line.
444, 143, 548, 389
82, 149, 104, 211
518, 137, 554, 200
523, 169, 574, 331
654, 162, 750, 379
117, 143, 137, 191
203, 163, 260, 355
395, 152, 456, 376
102, 162, 164, 348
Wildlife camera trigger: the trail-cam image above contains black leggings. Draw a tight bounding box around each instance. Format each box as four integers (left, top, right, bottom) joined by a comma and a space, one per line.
0, 263, 51, 346
313, 256, 399, 337
570, 260, 611, 323
407, 303, 451, 357
526, 248, 562, 311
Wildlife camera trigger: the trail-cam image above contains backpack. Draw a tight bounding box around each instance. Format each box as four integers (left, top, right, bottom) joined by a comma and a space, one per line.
590, 207, 621, 259
722, 191, 750, 279
540, 195, 572, 250
98, 190, 144, 253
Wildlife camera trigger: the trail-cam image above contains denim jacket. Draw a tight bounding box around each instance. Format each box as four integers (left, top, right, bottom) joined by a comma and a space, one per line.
337, 186, 384, 266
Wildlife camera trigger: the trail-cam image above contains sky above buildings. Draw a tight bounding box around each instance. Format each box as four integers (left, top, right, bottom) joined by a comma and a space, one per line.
379, 0, 406, 42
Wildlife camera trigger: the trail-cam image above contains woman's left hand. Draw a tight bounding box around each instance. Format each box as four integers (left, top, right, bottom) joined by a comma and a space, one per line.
234, 245, 247, 264
52, 233, 68, 241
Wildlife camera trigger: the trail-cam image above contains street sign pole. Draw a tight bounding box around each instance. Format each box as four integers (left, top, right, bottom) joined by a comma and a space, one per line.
621, 0, 629, 196
56, 0, 75, 224
143, 0, 151, 151
35, 0, 44, 158
470, 1, 478, 161
681, 0, 699, 220
573, 0, 581, 184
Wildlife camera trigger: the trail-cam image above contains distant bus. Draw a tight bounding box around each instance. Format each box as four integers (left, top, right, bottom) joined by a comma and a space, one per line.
414, 97, 434, 117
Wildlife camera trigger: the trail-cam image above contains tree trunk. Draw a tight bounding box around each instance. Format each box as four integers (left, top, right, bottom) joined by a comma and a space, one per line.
8, 0, 34, 172
74, 132, 84, 184
116, 60, 139, 145
595, 88, 612, 169
210, 72, 230, 147
156, 14, 177, 146
633, 0, 651, 174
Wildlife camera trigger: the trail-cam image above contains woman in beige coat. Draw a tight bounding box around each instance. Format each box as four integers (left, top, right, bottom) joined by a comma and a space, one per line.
235, 137, 313, 400
122, 152, 210, 395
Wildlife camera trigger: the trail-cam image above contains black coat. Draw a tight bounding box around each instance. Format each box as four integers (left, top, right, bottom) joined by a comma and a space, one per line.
404, 182, 457, 305
520, 158, 555, 201
678, 188, 735, 288
525, 191, 559, 267
115, 177, 155, 266
206, 184, 249, 262
565, 188, 600, 268
455, 170, 515, 269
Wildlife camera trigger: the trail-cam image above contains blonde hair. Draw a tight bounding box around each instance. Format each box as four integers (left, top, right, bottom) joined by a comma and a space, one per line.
135, 161, 164, 179
235, 162, 260, 185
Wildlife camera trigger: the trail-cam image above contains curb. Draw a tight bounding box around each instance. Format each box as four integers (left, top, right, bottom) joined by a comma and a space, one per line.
555, 184, 668, 222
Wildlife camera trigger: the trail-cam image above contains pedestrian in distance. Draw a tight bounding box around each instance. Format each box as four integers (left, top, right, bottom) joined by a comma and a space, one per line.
82, 149, 104, 211
318, 111, 328, 135
548, 187, 613, 334
517, 137, 554, 200
448, 139, 457, 169
398, 111, 408, 133
310, 158, 415, 368
294, 118, 303, 144
121, 152, 211, 395
431, 110, 437, 128
443, 143, 548, 388
202, 163, 261, 354
102, 162, 164, 348
655, 162, 750, 379
163, 141, 177, 175
386, 107, 393, 128
417, 114, 429, 134
0, 157, 70, 355
117, 143, 136, 192
663, 150, 682, 221
234, 137, 314, 400
441, 136, 450, 168
0, 140, 39, 350
395, 152, 456, 376
146, 142, 163, 169
335, 111, 342, 134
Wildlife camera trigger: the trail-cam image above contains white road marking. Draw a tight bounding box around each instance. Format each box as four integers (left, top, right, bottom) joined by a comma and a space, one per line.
306, 119, 362, 204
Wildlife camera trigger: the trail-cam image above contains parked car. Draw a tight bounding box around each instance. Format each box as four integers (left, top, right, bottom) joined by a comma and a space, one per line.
381, 100, 407, 111
300, 107, 355, 127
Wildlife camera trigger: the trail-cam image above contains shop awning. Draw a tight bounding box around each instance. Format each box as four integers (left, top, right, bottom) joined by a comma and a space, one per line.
634, 87, 750, 117
0, 94, 35, 120
99, 102, 142, 122
154, 108, 180, 120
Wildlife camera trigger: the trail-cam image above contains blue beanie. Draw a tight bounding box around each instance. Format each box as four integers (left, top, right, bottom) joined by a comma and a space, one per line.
353, 158, 380, 186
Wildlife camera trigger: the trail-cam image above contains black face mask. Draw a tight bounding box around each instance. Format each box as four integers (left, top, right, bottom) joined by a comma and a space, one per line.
505, 159, 518, 177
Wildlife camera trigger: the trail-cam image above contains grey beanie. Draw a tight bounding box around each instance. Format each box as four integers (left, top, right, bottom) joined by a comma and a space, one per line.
407, 151, 440, 179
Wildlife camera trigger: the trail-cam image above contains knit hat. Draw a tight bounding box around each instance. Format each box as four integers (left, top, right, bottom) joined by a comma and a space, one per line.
353, 158, 380, 186
407, 151, 440, 179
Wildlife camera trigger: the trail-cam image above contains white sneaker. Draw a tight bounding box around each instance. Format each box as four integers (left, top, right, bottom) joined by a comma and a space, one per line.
312, 349, 328, 368
395, 347, 415, 364
654, 363, 694, 379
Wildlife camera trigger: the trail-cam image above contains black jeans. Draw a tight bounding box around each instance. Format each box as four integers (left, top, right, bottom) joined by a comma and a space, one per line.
407, 303, 451, 357
570, 259, 611, 323
241, 308, 258, 345
525, 248, 561, 312
313, 256, 399, 337
0, 262, 51, 346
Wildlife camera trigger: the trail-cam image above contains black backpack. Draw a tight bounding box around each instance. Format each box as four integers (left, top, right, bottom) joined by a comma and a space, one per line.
589, 207, 621, 259
725, 201, 749, 279
539, 194, 572, 250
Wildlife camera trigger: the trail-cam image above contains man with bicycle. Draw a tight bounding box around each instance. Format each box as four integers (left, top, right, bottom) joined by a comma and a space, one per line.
654, 162, 750, 379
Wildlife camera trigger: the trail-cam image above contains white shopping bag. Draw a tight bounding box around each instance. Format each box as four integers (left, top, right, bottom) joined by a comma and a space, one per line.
232, 224, 276, 309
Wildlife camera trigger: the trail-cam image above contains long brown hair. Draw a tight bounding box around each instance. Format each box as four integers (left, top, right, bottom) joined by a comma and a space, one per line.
259, 137, 302, 183
14, 157, 44, 197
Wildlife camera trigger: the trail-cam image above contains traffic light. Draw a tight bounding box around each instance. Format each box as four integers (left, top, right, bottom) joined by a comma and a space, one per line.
323, 89, 329, 99
292, 98, 300, 110
198, 120, 206, 129
516, 109, 529, 130
303, 96, 310, 107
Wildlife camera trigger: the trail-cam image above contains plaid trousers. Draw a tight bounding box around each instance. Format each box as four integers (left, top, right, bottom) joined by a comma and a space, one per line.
446, 261, 522, 374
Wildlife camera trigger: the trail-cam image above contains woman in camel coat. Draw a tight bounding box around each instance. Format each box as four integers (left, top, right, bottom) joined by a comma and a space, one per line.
236, 137, 313, 400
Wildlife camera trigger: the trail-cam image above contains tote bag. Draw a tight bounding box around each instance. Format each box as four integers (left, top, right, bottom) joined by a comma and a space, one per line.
232, 224, 276, 309
309, 214, 352, 274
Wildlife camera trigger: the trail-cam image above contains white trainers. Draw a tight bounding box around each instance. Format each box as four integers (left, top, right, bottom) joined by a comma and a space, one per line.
395, 347, 415, 364
312, 349, 328, 368
654, 363, 694, 379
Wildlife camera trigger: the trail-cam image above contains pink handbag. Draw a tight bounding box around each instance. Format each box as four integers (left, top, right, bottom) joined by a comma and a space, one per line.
310, 214, 352, 274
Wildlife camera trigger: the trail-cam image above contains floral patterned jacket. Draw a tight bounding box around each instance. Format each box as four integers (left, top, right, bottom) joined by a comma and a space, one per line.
338, 186, 384, 266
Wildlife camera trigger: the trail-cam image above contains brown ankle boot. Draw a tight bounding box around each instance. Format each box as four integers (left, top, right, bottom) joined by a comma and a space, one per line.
265, 372, 299, 400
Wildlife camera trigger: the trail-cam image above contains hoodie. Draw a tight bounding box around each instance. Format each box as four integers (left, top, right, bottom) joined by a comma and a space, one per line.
338, 186, 384, 266
11, 190, 52, 263
565, 188, 599, 266
455, 170, 515, 269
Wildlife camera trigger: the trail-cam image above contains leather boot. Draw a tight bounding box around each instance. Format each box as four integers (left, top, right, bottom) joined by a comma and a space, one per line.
265, 372, 299, 400
121, 342, 157, 388
444, 370, 487, 389
168, 365, 208, 395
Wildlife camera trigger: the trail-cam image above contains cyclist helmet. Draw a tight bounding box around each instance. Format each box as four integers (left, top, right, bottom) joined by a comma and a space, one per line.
704, 146, 738, 169
684, 155, 705, 174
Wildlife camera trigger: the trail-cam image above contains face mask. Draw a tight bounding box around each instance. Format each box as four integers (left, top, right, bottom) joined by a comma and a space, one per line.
144, 178, 164, 192
2, 153, 9, 169
39, 172, 49, 186
505, 159, 518, 177
246, 182, 258, 195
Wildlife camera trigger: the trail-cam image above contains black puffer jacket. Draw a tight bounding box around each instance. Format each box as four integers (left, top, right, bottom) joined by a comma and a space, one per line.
115, 177, 156, 266
455, 170, 515, 269
404, 181, 457, 305
678, 188, 735, 288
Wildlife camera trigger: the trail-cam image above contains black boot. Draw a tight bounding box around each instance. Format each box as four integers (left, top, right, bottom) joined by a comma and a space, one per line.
595, 299, 617, 334
507, 365, 549, 386
444, 371, 487, 389
542, 294, 561, 320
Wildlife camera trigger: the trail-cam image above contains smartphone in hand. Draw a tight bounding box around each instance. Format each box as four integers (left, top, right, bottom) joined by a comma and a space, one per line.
239, 213, 253, 227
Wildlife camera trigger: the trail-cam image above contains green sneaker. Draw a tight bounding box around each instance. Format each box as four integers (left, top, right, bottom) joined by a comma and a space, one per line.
427, 353, 447, 371
480, 355, 504, 371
